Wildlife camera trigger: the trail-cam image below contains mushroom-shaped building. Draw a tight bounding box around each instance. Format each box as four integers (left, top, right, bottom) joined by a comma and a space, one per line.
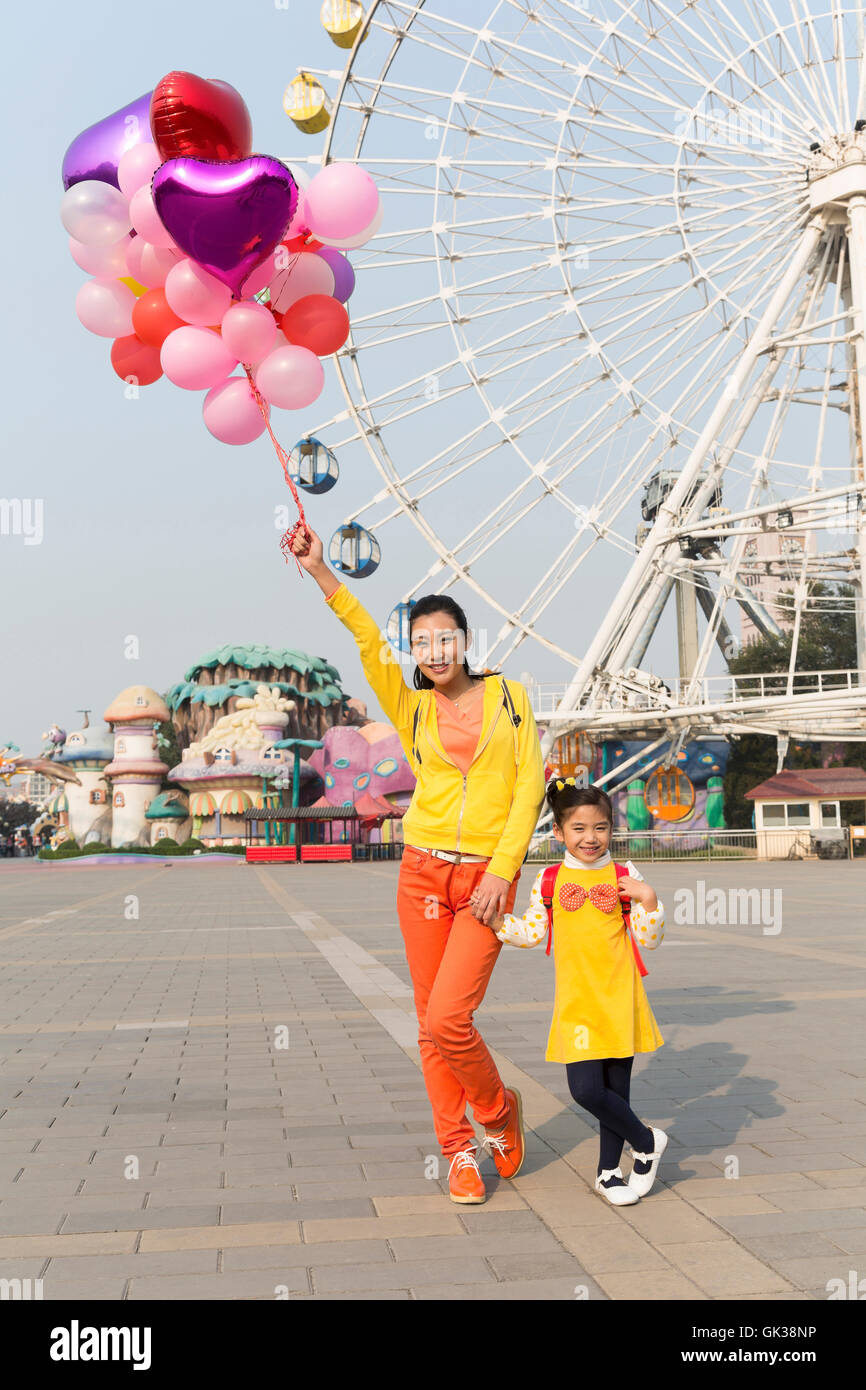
167, 685, 323, 846
165, 644, 348, 752
103, 686, 170, 848
145, 790, 190, 846
55, 721, 115, 844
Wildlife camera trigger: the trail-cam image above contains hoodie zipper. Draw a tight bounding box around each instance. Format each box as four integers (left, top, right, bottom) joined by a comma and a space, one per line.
420, 690, 505, 855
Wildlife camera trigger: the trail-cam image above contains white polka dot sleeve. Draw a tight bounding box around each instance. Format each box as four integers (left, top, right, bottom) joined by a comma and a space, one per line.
624, 859, 664, 949
495, 868, 549, 949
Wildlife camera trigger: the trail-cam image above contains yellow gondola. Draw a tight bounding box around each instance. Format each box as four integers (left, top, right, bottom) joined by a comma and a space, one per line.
644, 768, 695, 823
321, 0, 368, 49
283, 71, 332, 134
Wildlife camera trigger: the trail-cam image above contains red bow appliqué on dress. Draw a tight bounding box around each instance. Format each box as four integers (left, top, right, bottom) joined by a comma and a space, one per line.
558, 881, 620, 913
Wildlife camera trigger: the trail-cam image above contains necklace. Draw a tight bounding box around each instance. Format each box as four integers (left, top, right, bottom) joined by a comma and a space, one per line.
452, 679, 483, 706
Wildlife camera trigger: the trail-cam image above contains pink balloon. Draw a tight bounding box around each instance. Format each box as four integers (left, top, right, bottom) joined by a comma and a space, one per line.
75, 278, 135, 337
269, 251, 335, 313
254, 344, 324, 409
165, 259, 232, 326
203, 376, 268, 444
125, 238, 181, 289
220, 302, 277, 363
319, 201, 384, 250
129, 185, 176, 248
160, 326, 238, 390
304, 164, 379, 243
117, 142, 162, 199
69, 234, 132, 277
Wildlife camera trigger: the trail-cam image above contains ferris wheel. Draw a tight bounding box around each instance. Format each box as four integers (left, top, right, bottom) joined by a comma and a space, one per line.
292, 0, 866, 764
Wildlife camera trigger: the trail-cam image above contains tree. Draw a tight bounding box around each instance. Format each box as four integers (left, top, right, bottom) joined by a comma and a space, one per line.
723, 582, 863, 827
0, 799, 39, 836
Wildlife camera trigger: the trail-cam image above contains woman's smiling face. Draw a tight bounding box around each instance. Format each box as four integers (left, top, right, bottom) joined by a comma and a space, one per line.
553, 804, 612, 862
410, 611, 469, 685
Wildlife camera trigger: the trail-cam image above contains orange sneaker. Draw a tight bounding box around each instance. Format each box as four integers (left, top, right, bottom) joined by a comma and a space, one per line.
447, 1147, 487, 1204
481, 1086, 525, 1178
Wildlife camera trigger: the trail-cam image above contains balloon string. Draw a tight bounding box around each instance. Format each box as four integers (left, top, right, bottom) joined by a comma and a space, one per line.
243, 365, 309, 574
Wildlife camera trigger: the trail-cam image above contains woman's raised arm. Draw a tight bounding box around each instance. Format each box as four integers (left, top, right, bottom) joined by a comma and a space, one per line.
290, 524, 419, 735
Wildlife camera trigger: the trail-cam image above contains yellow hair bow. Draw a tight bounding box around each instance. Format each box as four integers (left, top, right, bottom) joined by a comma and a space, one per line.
554, 776, 576, 790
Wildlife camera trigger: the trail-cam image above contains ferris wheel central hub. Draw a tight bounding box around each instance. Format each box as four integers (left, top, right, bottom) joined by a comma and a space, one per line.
807, 132, 866, 211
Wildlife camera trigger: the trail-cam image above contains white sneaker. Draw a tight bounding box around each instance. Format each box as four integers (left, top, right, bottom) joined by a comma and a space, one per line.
594, 1166, 640, 1206
627, 1126, 668, 1197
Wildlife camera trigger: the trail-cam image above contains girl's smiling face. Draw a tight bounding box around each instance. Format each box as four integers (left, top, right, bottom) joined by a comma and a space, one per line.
553, 804, 612, 863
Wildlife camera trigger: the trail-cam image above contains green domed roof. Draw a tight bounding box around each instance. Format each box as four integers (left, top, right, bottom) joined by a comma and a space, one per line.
145, 791, 188, 820
183, 645, 341, 683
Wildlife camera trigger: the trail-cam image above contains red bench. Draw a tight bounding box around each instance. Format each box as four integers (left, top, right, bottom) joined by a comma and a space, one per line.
246, 845, 297, 863
299, 844, 353, 862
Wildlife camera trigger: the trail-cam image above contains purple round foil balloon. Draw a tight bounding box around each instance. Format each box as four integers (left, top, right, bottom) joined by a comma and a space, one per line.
152, 155, 299, 299
62, 92, 153, 190
316, 247, 355, 303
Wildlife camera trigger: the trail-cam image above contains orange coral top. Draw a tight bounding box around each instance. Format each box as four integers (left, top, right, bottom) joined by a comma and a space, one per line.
432, 683, 485, 774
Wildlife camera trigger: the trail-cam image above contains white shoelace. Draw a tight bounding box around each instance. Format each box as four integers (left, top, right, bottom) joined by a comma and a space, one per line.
481, 1131, 508, 1158
448, 1148, 480, 1177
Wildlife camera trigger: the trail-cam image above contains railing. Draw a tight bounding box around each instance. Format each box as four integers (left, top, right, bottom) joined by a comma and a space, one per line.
525, 827, 852, 863
526, 669, 866, 718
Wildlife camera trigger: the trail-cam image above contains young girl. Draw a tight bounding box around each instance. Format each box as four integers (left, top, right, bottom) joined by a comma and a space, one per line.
487, 779, 668, 1206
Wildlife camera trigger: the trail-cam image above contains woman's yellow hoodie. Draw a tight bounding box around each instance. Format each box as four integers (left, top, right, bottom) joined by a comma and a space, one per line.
325, 582, 546, 883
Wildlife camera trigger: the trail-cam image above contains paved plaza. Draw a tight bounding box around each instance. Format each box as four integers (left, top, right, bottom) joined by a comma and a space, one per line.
0, 854, 864, 1301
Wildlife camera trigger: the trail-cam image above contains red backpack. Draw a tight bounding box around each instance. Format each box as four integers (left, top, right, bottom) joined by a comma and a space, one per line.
539, 861, 649, 977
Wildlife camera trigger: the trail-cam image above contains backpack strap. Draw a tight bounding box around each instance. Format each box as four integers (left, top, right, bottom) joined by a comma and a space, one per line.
540, 862, 560, 957
615, 861, 648, 978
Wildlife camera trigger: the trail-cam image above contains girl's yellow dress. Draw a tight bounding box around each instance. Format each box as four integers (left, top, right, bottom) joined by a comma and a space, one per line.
496, 857, 664, 1064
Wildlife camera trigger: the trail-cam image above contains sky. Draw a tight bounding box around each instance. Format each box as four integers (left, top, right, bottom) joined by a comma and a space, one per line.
0, 0, 780, 757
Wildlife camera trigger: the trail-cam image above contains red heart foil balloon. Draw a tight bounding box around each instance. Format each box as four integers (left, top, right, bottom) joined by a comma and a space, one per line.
150, 71, 253, 162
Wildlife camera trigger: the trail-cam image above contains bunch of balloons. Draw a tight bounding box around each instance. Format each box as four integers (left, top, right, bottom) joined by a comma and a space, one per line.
60, 72, 380, 444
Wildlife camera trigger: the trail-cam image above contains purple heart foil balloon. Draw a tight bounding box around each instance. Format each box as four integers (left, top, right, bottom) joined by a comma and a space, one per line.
62, 92, 153, 190
152, 155, 299, 299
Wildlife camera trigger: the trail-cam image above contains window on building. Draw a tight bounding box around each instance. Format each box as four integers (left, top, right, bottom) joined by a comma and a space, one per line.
114, 791, 125, 808
89, 790, 103, 804
820, 801, 840, 827
116, 739, 126, 754
786, 803, 810, 826
135, 695, 146, 706
761, 804, 785, 825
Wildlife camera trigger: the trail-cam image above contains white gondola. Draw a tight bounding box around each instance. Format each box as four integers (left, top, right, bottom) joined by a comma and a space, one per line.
288, 437, 339, 495
329, 522, 380, 577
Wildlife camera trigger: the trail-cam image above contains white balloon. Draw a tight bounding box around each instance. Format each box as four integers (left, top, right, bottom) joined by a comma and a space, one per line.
69, 234, 132, 277
61, 180, 131, 246
75, 278, 135, 337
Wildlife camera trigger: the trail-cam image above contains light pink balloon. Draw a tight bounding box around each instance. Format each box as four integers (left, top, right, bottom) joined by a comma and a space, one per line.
69, 234, 132, 277
220, 302, 277, 363
269, 252, 335, 313
319, 201, 384, 250
129, 185, 176, 248
75, 278, 135, 337
203, 376, 268, 444
304, 164, 379, 243
255, 344, 324, 410
60, 180, 131, 245
118, 142, 162, 199
126, 238, 181, 289
241, 250, 278, 297
160, 327, 238, 390
165, 259, 232, 325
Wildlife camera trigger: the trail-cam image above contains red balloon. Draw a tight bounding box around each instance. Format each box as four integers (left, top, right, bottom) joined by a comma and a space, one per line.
281, 294, 350, 356
110, 334, 163, 385
150, 71, 253, 162
132, 289, 186, 348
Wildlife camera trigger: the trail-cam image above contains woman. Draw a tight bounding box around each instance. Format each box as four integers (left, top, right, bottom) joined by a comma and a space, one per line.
290, 525, 546, 1204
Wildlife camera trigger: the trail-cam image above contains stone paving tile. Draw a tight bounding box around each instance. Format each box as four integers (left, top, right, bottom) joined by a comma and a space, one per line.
2, 859, 864, 1300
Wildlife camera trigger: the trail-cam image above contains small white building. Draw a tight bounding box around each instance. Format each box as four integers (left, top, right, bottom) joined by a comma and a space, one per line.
103, 686, 170, 848
745, 767, 866, 859
55, 722, 114, 844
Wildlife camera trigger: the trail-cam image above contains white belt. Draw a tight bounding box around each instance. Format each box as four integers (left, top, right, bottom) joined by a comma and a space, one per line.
405, 844, 489, 864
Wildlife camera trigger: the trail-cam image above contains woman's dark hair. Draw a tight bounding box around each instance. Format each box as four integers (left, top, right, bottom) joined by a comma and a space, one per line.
408, 594, 498, 691
545, 780, 614, 829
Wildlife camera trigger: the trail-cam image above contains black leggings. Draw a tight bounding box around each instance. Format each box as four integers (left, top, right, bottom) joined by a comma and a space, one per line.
565, 1057, 654, 1173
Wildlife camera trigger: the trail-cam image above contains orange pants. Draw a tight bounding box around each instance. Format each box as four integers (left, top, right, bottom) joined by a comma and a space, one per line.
396, 845, 521, 1157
